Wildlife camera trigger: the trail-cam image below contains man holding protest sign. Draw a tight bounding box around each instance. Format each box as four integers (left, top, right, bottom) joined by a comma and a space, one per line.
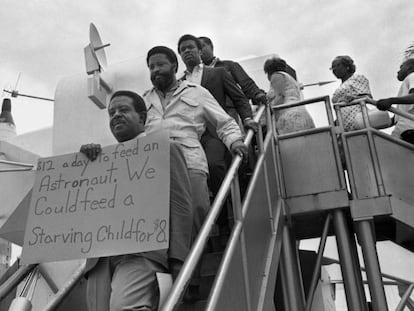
81, 90, 193, 311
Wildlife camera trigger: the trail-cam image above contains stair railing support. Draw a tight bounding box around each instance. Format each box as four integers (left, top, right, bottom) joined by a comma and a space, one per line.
0, 264, 37, 302
395, 283, 414, 311
160, 105, 267, 311
206, 129, 282, 311
333, 209, 367, 311
355, 219, 388, 311
280, 223, 305, 311
43, 261, 87, 311
337, 100, 389, 310
304, 213, 332, 311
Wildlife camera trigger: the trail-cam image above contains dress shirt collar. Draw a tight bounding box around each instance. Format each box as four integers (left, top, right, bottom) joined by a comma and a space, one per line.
184, 63, 204, 84
205, 57, 219, 68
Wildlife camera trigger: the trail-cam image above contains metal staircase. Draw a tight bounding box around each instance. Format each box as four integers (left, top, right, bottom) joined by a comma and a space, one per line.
1, 96, 414, 310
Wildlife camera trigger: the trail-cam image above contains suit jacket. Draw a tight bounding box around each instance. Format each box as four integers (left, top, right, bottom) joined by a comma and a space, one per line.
214, 59, 265, 105
85, 142, 193, 273
200, 66, 253, 121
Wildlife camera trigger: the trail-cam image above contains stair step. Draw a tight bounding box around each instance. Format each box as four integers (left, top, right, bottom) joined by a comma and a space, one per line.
208, 235, 228, 252
200, 252, 223, 277
178, 300, 207, 311
188, 276, 215, 300
208, 224, 230, 252
177, 223, 229, 309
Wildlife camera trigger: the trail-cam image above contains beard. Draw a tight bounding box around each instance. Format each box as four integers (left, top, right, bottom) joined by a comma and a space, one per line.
151, 69, 175, 92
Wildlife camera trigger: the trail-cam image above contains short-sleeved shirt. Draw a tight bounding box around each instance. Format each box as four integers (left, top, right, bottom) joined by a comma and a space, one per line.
392, 72, 414, 138
332, 74, 372, 131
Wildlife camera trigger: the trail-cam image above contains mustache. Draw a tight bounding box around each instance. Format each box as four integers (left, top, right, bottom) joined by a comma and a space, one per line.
110, 116, 125, 126
151, 71, 171, 79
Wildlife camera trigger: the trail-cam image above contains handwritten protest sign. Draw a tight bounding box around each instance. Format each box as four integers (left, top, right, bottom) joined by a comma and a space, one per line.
22, 131, 170, 264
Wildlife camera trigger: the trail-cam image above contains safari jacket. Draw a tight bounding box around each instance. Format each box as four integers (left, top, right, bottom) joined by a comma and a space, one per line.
143, 81, 243, 174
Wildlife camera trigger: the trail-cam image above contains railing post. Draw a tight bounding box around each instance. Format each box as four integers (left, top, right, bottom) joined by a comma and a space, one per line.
161, 106, 265, 311
279, 223, 305, 311
395, 283, 414, 311
43, 261, 87, 311
336, 99, 389, 310
333, 209, 367, 311
355, 220, 388, 311
305, 213, 332, 311
231, 174, 252, 311
0, 264, 37, 302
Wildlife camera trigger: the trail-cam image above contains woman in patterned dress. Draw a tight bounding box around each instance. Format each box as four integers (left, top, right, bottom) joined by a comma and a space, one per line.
331, 55, 372, 131
264, 57, 315, 134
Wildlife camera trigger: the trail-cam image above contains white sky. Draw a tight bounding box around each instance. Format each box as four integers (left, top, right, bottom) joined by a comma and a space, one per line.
2, 2, 414, 305
0, 0, 413, 134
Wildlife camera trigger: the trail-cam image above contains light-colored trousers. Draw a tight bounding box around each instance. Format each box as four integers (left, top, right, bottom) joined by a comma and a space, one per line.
86, 255, 165, 311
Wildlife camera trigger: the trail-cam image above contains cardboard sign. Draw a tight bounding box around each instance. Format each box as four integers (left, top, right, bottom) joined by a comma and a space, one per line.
22, 131, 170, 264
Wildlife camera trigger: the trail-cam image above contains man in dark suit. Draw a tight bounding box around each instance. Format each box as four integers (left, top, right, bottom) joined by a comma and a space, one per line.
177, 34, 257, 197
81, 90, 193, 311
198, 36, 268, 106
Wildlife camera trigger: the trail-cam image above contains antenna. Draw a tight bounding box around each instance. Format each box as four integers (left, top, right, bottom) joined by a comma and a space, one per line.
2, 73, 54, 102
85, 23, 110, 74
300, 80, 336, 89
13, 73, 21, 92
84, 23, 112, 109
2, 89, 54, 102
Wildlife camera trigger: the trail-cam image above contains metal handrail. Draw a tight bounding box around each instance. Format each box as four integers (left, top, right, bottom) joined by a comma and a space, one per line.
160, 104, 267, 310
0, 160, 34, 168
43, 261, 87, 311
0, 264, 37, 301
0, 260, 86, 311
305, 213, 332, 311
206, 125, 280, 310
386, 106, 414, 122
327, 258, 414, 286
0, 159, 34, 172
337, 97, 414, 122
395, 283, 414, 311
272, 95, 335, 127
344, 127, 414, 150
272, 95, 331, 110
1, 106, 269, 311
0, 168, 34, 172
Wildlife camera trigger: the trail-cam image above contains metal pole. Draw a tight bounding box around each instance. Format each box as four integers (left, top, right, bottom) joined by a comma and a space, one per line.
0, 264, 36, 301
395, 283, 414, 311
305, 213, 332, 311
207, 133, 280, 311
333, 210, 367, 311
3, 89, 54, 102
37, 265, 59, 294
43, 261, 86, 311
0, 168, 33, 172
231, 175, 252, 311
356, 220, 388, 311
280, 224, 305, 311
161, 111, 263, 310
206, 222, 243, 311
356, 97, 414, 122
0, 160, 34, 168
326, 258, 414, 287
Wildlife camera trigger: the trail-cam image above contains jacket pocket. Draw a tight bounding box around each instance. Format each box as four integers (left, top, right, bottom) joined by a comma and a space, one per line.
173, 96, 199, 123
